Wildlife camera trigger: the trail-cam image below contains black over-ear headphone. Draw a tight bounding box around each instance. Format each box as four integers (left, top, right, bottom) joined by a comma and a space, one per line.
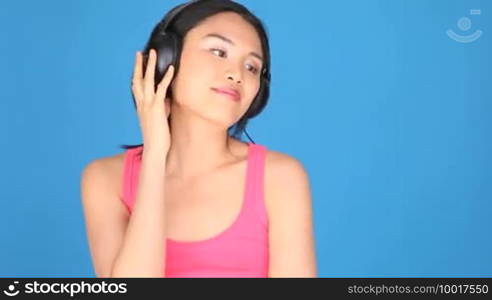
140, 0, 271, 144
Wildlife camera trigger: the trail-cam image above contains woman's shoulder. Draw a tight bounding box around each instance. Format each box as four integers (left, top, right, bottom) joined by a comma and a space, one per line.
262, 147, 311, 222
83, 152, 126, 176
229, 138, 307, 180
264, 148, 308, 180
81, 151, 127, 198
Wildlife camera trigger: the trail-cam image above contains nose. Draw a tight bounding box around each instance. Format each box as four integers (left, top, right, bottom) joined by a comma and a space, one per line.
227, 75, 241, 84
226, 68, 242, 84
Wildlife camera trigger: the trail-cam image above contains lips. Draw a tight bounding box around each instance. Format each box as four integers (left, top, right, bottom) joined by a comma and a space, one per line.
211, 87, 240, 102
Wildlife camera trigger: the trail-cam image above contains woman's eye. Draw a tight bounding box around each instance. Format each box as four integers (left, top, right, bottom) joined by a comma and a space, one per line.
210, 48, 259, 74
210, 48, 226, 58
247, 64, 258, 74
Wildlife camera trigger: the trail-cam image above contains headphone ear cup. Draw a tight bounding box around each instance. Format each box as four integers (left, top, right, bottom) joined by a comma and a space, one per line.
152, 32, 181, 95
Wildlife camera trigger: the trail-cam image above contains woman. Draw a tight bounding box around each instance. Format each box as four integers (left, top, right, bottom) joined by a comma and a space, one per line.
80, 0, 317, 278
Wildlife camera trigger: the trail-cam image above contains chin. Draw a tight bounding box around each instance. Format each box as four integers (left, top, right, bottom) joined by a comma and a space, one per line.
205, 110, 239, 128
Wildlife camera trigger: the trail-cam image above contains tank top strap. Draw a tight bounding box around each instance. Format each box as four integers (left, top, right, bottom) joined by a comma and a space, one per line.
242, 143, 268, 228
121, 146, 143, 213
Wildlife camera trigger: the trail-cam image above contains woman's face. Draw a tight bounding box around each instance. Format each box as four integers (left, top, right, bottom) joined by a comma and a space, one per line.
171, 12, 264, 128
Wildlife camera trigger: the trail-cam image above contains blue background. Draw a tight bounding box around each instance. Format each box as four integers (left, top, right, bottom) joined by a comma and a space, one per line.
0, 0, 490, 277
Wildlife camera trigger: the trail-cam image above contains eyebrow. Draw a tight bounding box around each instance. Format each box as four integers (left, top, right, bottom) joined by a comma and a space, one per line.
202, 32, 264, 63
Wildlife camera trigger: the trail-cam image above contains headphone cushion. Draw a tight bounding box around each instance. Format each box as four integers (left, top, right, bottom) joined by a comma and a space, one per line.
153, 32, 181, 85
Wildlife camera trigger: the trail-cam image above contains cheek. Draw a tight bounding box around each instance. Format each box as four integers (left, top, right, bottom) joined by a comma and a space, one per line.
239, 82, 259, 112
185, 52, 216, 82
173, 57, 212, 102
246, 79, 261, 101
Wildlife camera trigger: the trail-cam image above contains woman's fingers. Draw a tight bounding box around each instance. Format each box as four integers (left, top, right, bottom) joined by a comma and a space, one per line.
144, 48, 157, 103
155, 65, 174, 106
132, 51, 144, 108
132, 48, 172, 113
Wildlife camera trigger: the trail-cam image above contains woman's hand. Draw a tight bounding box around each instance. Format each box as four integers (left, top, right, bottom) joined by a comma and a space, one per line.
132, 48, 175, 156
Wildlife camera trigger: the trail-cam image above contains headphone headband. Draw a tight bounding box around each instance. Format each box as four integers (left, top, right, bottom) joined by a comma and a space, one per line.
160, 0, 200, 33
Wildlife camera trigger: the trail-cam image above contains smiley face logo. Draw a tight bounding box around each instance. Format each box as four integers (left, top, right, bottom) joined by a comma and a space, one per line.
3, 281, 20, 297
446, 9, 483, 43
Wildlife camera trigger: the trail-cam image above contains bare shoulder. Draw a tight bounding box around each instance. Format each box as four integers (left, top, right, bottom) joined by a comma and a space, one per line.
80, 151, 131, 278
81, 152, 127, 199
263, 148, 311, 207
263, 148, 317, 277
264, 149, 309, 185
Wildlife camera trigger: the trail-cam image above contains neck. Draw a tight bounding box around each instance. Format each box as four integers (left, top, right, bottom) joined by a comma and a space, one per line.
164, 107, 237, 181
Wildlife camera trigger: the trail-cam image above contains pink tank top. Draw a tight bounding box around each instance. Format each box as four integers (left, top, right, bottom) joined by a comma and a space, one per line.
121, 142, 269, 277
